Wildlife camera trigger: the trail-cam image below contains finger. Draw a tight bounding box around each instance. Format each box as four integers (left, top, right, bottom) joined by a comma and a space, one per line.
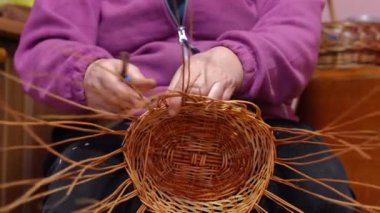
125, 108, 146, 116
187, 85, 203, 96
167, 81, 205, 116
90, 98, 123, 113
129, 78, 156, 92
85, 59, 150, 111
84, 80, 127, 110
167, 96, 182, 116
100, 76, 145, 109
207, 82, 224, 100
168, 65, 199, 92
222, 87, 235, 100
96, 100, 138, 118
114, 84, 147, 108
125, 65, 156, 92
97, 88, 135, 111
167, 66, 185, 116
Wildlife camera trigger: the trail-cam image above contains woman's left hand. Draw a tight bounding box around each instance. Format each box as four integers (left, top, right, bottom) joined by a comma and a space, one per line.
168, 46, 244, 115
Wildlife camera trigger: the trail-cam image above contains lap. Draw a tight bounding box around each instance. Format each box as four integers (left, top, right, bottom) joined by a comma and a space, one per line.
43, 120, 354, 213
43, 123, 141, 213
259, 119, 354, 212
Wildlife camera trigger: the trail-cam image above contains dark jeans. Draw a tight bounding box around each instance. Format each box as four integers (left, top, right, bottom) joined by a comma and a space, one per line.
42, 119, 355, 212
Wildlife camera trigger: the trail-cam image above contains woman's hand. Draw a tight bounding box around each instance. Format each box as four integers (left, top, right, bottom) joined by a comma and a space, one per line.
84, 58, 156, 113
168, 46, 244, 115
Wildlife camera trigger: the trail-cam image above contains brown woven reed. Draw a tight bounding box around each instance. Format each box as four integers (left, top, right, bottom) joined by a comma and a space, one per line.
319, 21, 380, 69
124, 94, 276, 212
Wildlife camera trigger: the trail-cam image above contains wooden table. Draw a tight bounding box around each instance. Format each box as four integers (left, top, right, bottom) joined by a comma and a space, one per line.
297, 67, 380, 206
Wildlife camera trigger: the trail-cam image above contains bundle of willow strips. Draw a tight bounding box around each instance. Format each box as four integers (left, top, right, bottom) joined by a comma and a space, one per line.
124, 93, 275, 212
2, 64, 380, 212
1, 87, 380, 212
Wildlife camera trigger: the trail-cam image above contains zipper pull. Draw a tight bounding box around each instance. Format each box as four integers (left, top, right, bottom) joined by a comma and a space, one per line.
177, 25, 200, 54
177, 26, 188, 45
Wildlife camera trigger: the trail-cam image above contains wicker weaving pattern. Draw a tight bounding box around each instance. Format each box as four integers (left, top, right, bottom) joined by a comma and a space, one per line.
124, 94, 276, 212
319, 22, 380, 69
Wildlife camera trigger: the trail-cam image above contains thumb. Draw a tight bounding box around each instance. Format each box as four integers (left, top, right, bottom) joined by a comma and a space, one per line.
125, 64, 156, 92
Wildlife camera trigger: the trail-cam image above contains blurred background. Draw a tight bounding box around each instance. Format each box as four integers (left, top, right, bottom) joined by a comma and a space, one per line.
2, 0, 380, 21
0, 0, 33, 8
322, 0, 380, 21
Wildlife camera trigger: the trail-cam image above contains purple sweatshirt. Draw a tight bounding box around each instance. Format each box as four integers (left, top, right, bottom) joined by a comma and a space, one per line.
15, 0, 324, 120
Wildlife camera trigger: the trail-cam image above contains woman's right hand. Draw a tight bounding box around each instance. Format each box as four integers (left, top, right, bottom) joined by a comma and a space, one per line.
84, 59, 156, 113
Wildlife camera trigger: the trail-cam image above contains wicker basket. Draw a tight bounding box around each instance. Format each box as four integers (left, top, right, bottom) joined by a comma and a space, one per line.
124, 95, 276, 212
318, 21, 380, 69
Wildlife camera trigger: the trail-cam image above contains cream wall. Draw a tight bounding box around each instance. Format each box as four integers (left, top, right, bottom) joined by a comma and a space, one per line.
323, 0, 380, 21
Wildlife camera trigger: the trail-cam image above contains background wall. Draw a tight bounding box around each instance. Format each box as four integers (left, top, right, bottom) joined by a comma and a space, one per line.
322, 0, 380, 21
0, 0, 33, 7
1, 0, 379, 21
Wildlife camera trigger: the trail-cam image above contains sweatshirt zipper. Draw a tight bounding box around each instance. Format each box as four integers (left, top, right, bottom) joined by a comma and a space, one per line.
164, 0, 199, 54
163, 0, 187, 26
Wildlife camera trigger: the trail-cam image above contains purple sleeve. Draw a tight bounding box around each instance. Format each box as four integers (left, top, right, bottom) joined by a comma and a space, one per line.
15, 0, 112, 112
215, 0, 324, 104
